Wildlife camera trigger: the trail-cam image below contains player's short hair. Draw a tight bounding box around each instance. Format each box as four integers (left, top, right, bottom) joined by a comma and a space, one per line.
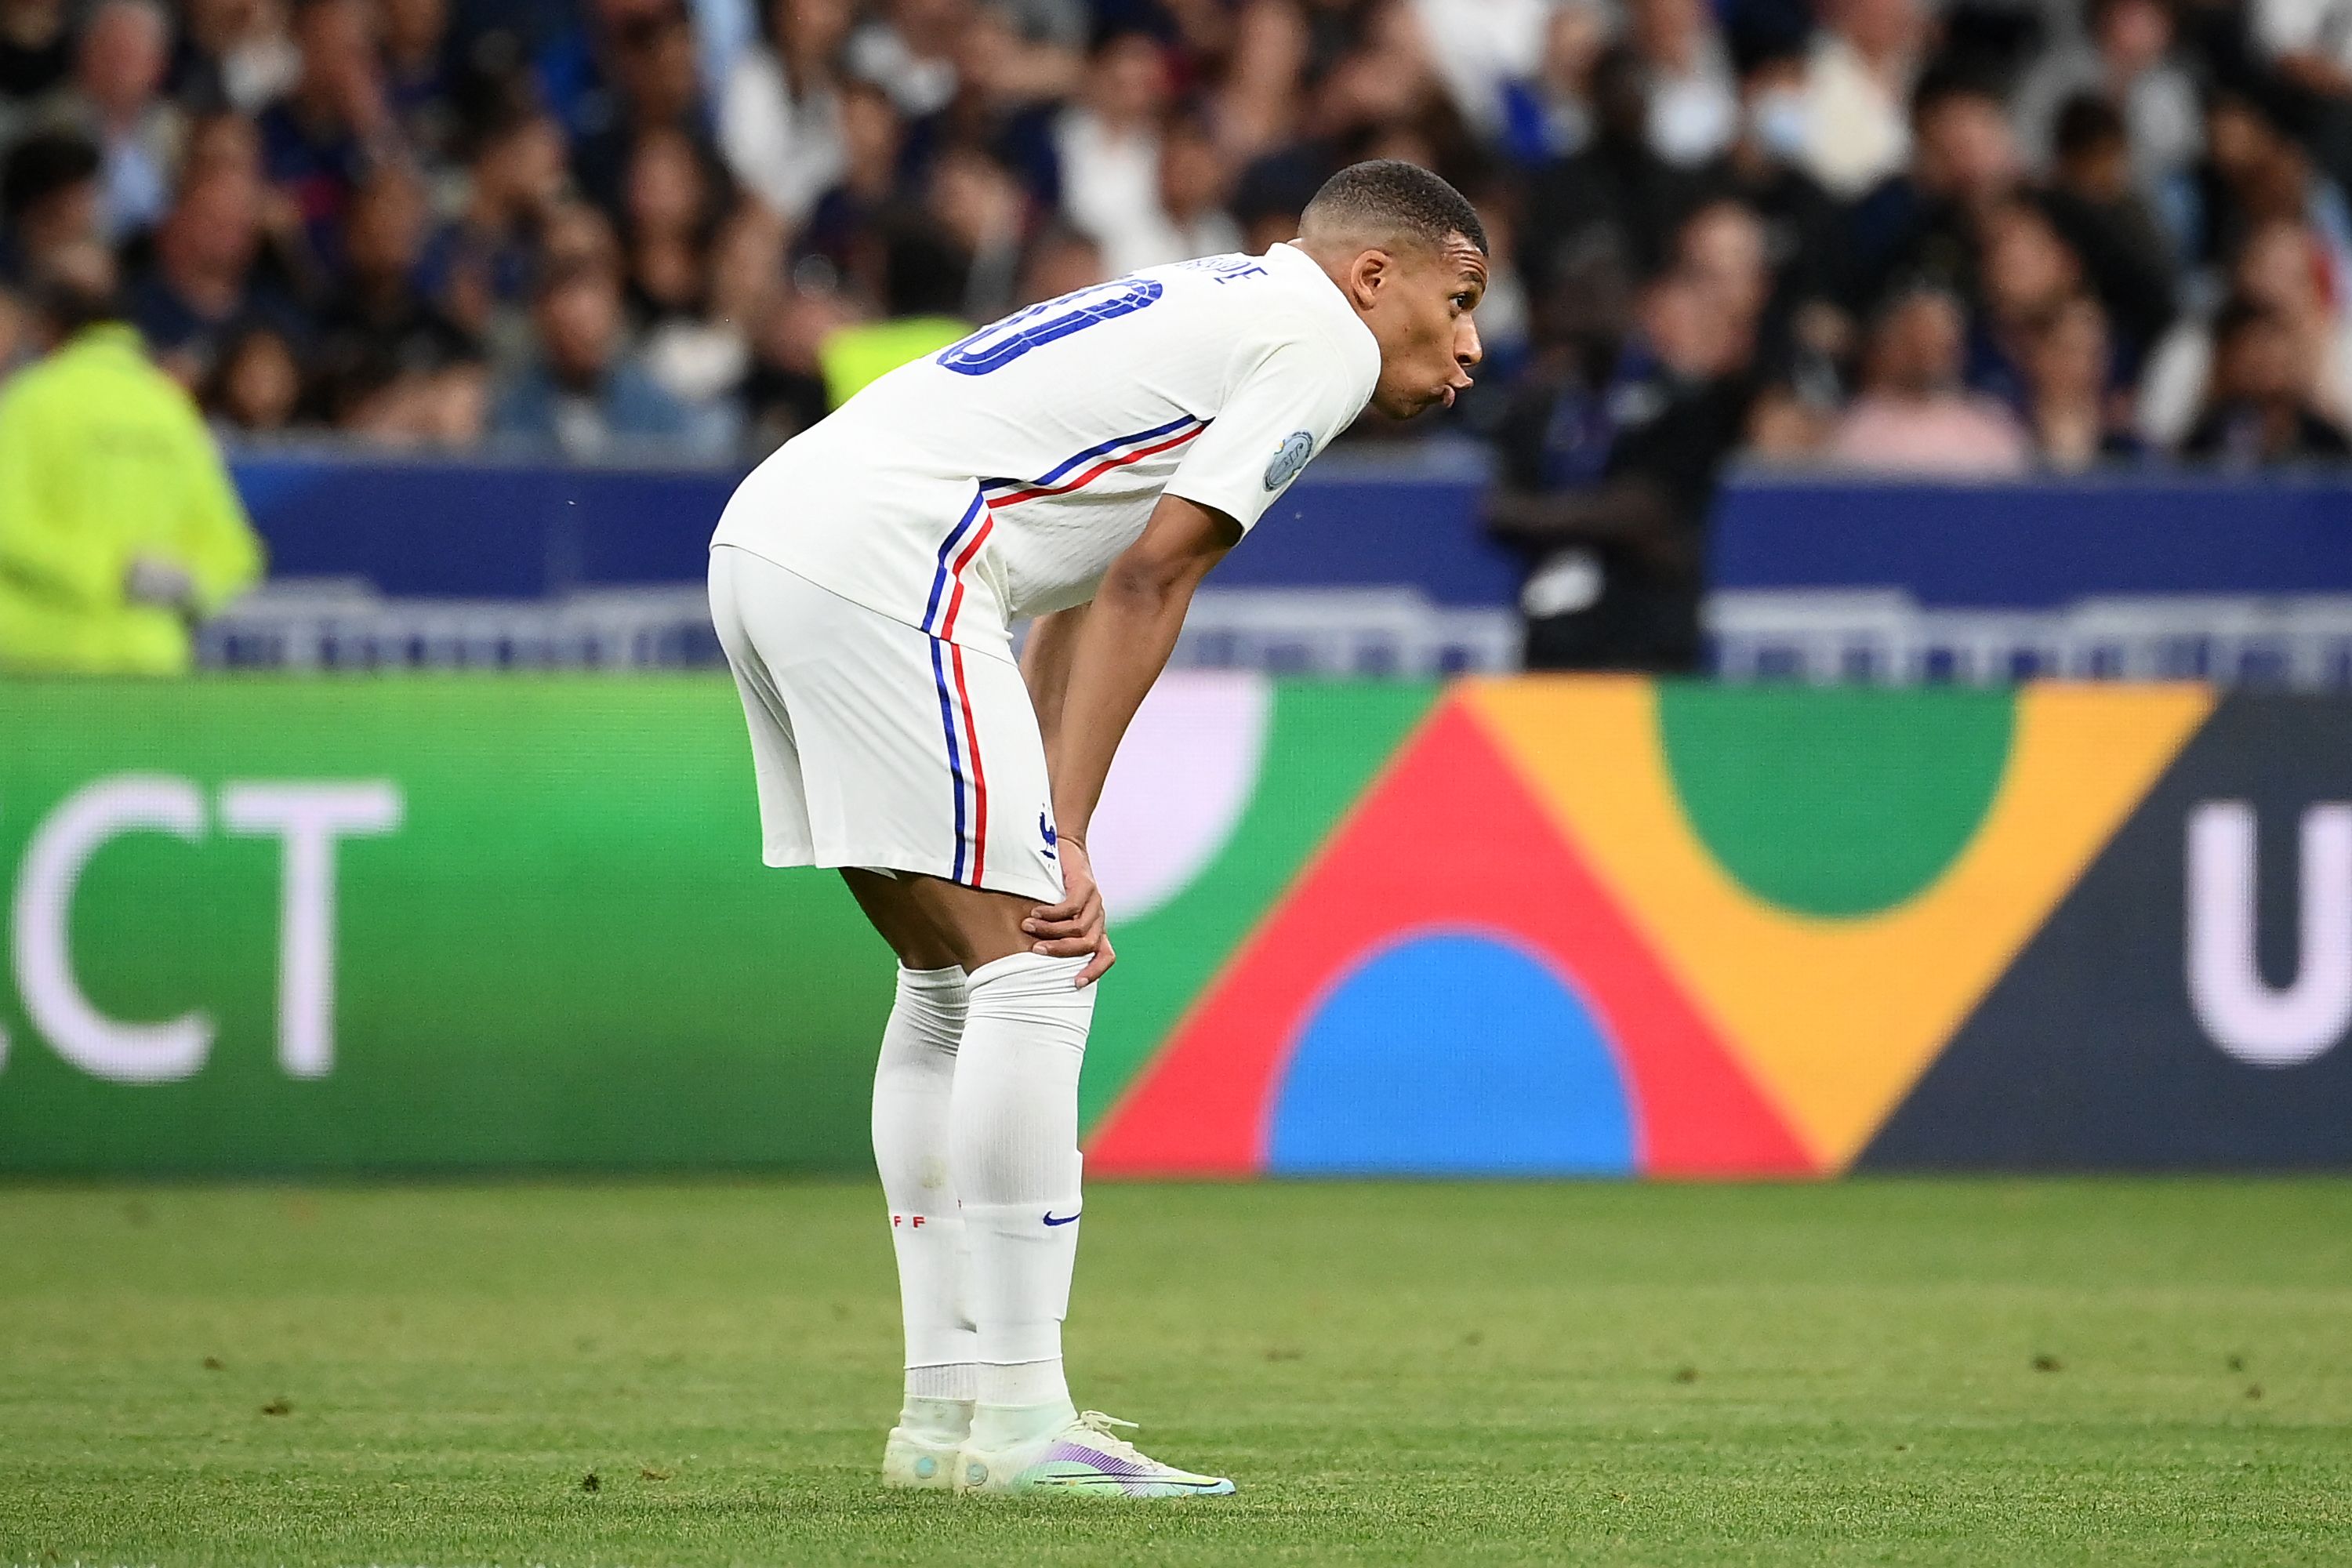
1301, 159, 1488, 257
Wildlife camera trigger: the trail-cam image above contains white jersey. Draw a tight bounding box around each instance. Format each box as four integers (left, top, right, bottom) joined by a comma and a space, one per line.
711, 242, 1380, 660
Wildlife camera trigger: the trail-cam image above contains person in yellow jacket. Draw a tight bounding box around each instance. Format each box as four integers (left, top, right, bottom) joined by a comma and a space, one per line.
0, 249, 264, 675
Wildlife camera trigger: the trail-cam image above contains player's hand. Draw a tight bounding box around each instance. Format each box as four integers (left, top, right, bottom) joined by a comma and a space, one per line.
1024, 838, 1116, 987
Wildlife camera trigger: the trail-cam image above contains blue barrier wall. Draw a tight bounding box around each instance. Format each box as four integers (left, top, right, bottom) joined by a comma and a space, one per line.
1711, 474, 2352, 606
231, 447, 1523, 604
229, 450, 2352, 605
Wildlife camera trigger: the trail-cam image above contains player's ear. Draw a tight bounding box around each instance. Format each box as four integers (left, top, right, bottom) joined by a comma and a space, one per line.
1347, 249, 1389, 311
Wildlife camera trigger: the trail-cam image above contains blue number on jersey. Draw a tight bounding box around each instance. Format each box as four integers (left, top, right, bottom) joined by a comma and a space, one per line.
935, 278, 1165, 376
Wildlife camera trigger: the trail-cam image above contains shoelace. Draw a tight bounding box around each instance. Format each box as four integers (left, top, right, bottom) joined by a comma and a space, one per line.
1072, 1410, 1149, 1465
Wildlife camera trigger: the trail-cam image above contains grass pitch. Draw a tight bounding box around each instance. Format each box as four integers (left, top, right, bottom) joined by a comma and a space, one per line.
2, 1178, 2347, 1566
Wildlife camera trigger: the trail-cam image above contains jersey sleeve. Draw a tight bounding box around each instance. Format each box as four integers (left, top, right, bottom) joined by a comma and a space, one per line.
1161, 334, 1370, 535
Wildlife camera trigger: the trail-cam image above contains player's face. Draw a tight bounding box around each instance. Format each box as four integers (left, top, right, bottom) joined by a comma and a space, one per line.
1364, 234, 1486, 419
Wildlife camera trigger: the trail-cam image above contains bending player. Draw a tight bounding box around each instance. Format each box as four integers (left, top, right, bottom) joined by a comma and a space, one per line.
708, 160, 1486, 1497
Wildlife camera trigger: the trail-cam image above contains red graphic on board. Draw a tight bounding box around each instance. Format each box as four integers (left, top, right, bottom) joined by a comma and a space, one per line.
1087, 699, 1814, 1177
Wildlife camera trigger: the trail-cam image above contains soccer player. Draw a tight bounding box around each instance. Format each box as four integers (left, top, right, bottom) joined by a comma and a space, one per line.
708, 160, 1486, 1497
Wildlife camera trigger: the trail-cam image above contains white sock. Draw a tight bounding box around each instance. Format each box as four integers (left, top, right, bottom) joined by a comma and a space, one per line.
872, 964, 977, 1436
951, 951, 1093, 1448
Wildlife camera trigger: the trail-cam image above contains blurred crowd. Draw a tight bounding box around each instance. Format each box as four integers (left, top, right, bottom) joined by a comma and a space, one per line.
7, 0, 2352, 477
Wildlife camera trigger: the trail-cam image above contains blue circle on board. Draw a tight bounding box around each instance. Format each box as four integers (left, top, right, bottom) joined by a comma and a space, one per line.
1266, 931, 1636, 1175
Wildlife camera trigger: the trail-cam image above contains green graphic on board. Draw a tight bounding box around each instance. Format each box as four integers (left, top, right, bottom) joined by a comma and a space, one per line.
0, 677, 884, 1173
1656, 684, 2016, 918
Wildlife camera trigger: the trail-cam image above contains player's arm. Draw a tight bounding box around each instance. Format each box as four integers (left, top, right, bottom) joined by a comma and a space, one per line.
1022, 495, 1238, 985
1020, 603, 1088, 766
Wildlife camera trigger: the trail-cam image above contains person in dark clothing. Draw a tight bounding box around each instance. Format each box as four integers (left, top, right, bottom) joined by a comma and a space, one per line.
2020, 292, 2146, 469
1520, 45, 1706, 300
1487, 267, 1753, 672
565, 0, 713, 220
255, 0, 404, 258
0, 0, 70, 100
314, 165, 475, 390
1701, 31, 1853, 321
2051, 92, 2178, 270
2183, 296, 2352, 466
0, 131, 103, 287
1851, 64, 2176, 370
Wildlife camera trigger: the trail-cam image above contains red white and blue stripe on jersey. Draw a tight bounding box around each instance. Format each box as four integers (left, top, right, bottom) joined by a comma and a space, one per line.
921, 413, 1210, 887
978, 411, 1210, 510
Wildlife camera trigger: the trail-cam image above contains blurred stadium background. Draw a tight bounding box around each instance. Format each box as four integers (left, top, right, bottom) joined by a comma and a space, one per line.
4, 0, 2352, 1559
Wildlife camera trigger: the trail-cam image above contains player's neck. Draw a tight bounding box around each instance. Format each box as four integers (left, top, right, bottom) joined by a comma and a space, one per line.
1286, 238, 1365, 314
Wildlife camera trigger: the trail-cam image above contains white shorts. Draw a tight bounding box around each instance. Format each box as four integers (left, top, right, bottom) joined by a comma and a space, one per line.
708, 544, 1066, 906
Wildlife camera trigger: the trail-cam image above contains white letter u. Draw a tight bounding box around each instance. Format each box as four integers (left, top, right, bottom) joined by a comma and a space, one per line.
2187, 801, 2352, 1068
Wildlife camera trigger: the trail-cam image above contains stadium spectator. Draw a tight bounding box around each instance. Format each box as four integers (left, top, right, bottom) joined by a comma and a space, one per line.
2249, 0, 2352, 193
1801, 0, 1927, 198
619, 122, 722, 321
719, 0, 849, 227
847, 0, 965, 118
1523, 45, 1700, 296
2049, 93, 2180, 270
492, 252, 713, 456
925, 141, 1023, 317
0, 0, 69, 111
2020, 293, 2142, 469
129, 163, 303, 384
311, 164, 478, 435
2182, 294, 2352, 465
1704, 32, 1851, 318
799, 76, 903, 274
568, 0, 709, 217
0, 129, 102, 286
1629, 0, 1736, 168
0, 241, 263, 673
1675, 198, 1769, 362
201, 316, 301, 431
1149, 110, 1243, 267
1054, 30, 1171, 275
1849, 67, 2024, 311
1972, 195, 2087, 405
1013, 217, 1103, 302
2, 0, 2352, 474
1494, 0, 1606, 165
1214, 0, 1308, 165
641, 197, 778, 406
2142, 214, 2352, 443
1416, 0, 1556, 146
2187, 85, 2352, 281
1826, 286, 2031, 474
56, 0, 180, 238
166, 0, 298, 116
424, 100, 570, 336
256, 0, 401, 257
735, 276, 844, 452
2013, 0, 2201, 198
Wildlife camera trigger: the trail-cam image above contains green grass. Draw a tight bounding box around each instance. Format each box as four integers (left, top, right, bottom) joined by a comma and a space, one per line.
2, 1180, 2349, 1566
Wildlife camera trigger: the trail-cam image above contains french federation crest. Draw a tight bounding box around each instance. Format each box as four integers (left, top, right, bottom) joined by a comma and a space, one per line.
1264, 430, 1316, 491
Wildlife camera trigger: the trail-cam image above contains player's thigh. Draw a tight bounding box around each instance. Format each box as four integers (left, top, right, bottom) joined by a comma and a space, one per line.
916, 632, 1064, 905
709, 546, 815, 862
840, 866, 1033, 974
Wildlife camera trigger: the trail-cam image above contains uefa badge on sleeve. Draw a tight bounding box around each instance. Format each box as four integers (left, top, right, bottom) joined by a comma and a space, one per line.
1265, 430, 1316, 491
